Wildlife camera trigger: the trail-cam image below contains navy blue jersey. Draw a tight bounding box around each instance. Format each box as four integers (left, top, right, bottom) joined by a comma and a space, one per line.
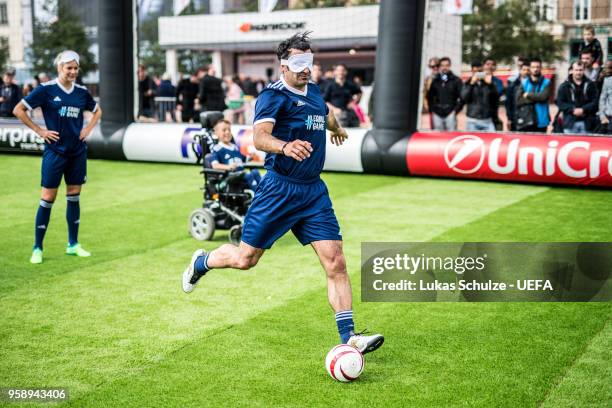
210, 142, 246, 168
253, 78, 329, 181
22, 80, 97, 155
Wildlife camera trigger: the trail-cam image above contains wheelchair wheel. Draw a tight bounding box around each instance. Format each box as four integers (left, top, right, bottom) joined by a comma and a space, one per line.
189, 208, 216, 241
228, 225, 242, 246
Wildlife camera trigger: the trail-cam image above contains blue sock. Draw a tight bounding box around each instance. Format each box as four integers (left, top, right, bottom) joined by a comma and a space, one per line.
34, 199, 54, 250
194, 252, 211, 275
335, 310, 355, 344
66, 194, 80, 246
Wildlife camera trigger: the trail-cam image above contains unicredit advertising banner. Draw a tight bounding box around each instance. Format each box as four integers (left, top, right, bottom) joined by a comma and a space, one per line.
406, 132, 612, 187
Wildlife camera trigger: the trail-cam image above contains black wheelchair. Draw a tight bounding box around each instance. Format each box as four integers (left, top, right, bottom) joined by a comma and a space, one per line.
188, 111, 256, 245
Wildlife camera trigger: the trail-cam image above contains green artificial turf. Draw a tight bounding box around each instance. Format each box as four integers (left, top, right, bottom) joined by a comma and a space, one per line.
0, 155, 610, 407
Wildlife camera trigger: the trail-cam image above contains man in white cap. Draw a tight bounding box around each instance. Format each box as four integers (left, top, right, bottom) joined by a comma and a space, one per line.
13, 50, 102, 264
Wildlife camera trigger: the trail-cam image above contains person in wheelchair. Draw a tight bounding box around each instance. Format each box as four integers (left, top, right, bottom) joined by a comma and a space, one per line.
209, 119, 262, 189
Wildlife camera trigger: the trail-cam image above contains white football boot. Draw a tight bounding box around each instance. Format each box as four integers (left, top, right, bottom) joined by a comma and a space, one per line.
347, 330, 384, 354
182, 249, 206, 293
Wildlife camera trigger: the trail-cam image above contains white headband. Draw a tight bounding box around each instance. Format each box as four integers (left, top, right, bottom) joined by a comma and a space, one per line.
56, 50, 80, 66
281, 53, 314, 73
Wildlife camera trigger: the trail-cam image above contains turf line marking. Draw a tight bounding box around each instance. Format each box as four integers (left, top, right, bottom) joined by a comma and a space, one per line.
537, 318, 611, 407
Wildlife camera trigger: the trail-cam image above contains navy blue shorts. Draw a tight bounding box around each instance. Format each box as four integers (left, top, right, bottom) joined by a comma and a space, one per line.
41, 148, 87, 188
241, 171, 342, 249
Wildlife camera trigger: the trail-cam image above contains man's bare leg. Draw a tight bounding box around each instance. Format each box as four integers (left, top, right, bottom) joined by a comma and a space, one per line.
312, 240, 384, 353
207, 241, 264, 270
182, 241, 264, 293
311, 240, 352, 313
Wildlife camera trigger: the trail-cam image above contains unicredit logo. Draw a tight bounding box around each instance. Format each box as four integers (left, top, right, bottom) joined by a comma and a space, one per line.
443, 136, 612, 179
444, 135, 485, 174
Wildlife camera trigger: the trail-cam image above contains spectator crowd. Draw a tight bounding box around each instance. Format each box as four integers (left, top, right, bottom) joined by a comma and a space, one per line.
424, 25, 612, 135
135, 60, 370, 129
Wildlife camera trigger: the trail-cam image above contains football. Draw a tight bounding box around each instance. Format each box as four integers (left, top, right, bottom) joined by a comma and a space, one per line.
325, 344, 364, 382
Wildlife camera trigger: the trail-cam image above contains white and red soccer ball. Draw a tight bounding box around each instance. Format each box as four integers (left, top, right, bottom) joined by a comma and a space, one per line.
325, 344, 364, 382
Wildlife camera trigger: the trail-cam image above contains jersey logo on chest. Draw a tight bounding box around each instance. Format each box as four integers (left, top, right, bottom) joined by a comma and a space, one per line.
305, 114, 325, 131
58, 106, 80, 118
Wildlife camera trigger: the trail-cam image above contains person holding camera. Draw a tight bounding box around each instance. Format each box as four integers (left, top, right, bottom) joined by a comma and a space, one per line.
460, 61, 499, 132
426, 57, 463, 131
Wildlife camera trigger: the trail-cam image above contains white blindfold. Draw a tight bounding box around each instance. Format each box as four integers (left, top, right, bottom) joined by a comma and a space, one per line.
280, 53, 314, 73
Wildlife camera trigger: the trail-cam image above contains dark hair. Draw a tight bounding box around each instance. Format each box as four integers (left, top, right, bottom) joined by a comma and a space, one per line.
580, 49, 593, 57
484, 57, 495, 64
276, 31, 312, 61
439, 57, 451, 65
517, 57, 527, 64
530, 57, 542, 65
471, 60, 482, 68
583, 25, 595, 34
214, 118, 231, 128
335, 63, 348, 71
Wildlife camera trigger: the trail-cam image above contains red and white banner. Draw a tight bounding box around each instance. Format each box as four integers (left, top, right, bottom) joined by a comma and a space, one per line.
406, 132, 612, 187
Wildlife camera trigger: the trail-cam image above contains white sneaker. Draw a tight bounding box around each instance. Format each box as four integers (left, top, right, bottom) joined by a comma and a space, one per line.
347, 331, 384, 354
182, 249, 206, 293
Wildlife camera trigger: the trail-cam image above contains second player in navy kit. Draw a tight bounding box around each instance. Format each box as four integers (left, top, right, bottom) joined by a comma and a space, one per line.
13, 50, 102, 264
182, 33, 384, 354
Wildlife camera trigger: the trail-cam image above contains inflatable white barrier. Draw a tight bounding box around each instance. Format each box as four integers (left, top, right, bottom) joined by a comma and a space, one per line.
121, 123, 367, 172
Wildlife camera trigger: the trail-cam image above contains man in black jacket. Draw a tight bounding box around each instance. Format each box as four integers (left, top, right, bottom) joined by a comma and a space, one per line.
556, 61, 599, 134
0, 71, 21, 118
461, 61, 498, 131
137, 64, 156, 120
176, 71, 200, 123
505, 62, 530, 131
426, 57, 463, 130
197, 65, 226, 113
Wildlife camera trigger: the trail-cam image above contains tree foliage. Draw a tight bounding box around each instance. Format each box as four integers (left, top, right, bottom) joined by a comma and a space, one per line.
28, 1, 95, 77
463, 0, 563, 65
138, 18, 166, 75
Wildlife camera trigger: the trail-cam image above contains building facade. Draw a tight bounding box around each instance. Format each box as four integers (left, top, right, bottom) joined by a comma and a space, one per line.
159, 4, 461, 83
0, 0, 32, 76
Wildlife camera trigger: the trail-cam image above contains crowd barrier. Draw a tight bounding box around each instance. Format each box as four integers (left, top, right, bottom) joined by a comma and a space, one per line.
1, 120, 610, 187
